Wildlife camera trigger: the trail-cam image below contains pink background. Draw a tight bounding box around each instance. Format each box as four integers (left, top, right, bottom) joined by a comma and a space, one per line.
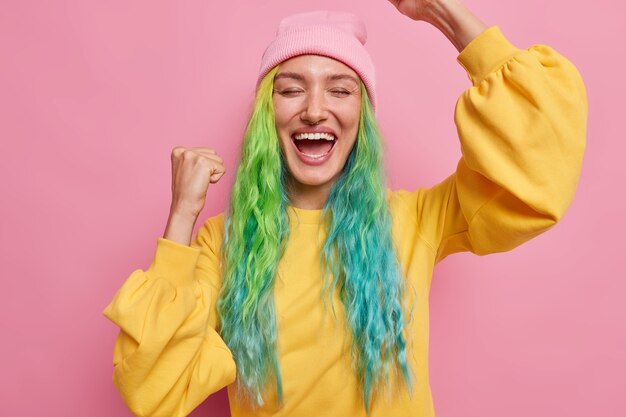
1, 0, 624, 416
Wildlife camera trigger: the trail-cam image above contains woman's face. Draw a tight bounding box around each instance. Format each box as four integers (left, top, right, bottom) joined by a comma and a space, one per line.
272, 55, 362, 194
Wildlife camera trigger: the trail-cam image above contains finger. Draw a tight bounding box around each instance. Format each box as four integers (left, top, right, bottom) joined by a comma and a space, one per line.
209, 166, 226, 183
202, 154, 224, 165
171, 146, 186, 176
187, 149, 223, 163
189, 147, 217, 154
171, 147, 186, 169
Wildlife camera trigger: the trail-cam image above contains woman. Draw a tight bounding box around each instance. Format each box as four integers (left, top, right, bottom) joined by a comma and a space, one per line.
104, 1, 587, 416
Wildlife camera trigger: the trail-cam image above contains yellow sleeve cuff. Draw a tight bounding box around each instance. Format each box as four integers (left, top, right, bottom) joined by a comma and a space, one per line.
147, 237, 201, 286
456, 25, 522, 86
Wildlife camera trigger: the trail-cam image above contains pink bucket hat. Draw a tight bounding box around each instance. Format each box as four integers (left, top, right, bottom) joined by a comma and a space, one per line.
257, 10, 377, 110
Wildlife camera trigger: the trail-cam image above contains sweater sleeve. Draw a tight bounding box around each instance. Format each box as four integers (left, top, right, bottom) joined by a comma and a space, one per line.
411, 26, 587, 264
103, 217, 236, 417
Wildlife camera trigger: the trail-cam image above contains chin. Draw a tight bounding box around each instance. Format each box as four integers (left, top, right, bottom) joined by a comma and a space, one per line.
287, 164, 340, 187
291, 167, 335, 187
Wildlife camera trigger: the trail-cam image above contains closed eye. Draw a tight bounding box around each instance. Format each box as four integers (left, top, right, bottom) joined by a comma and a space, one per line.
274, 89, 303, 97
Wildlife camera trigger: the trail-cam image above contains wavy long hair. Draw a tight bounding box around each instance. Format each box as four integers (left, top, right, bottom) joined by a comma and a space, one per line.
217, 65, 411, 411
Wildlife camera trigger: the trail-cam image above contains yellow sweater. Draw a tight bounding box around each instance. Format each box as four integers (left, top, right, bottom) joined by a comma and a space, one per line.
104, 26, 587, 417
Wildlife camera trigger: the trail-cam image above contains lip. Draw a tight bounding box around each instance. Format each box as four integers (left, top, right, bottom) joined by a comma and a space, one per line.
291, 126, 338, 137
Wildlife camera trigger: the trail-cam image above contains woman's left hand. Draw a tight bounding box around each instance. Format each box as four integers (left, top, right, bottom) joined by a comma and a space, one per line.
387, 0, 438, 22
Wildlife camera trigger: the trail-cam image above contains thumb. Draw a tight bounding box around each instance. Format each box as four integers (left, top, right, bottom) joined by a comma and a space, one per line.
209, 168, 226, 183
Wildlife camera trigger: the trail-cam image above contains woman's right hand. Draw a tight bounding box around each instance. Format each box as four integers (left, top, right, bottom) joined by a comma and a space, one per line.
169, 146, 226, 217
164, 147, 226, 245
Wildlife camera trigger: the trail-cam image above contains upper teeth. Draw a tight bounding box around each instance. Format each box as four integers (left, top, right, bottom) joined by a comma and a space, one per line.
293, 132, 336, 140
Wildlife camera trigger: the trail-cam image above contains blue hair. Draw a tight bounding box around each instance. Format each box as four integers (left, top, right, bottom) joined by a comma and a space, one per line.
321, 82, 412, 409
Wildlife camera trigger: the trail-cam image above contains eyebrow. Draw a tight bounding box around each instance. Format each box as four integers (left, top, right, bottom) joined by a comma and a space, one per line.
274, 72, 359, 85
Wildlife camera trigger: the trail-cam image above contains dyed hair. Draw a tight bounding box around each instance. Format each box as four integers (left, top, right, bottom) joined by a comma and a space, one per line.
217, 65, 411, 410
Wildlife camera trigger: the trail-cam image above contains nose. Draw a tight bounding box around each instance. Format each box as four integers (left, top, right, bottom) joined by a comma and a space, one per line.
300, 89, 328, 125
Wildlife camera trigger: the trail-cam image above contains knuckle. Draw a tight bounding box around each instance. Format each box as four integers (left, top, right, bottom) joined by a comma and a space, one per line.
181, 149, 194, 160
171, 146, 184, 158
198, 157, 214, 171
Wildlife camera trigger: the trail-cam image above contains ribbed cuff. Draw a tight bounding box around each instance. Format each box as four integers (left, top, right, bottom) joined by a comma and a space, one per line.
147, 238, 201, 286
456, 25, 521, 86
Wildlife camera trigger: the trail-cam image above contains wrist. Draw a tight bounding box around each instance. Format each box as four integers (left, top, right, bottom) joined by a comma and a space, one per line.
169, 200, 202, 221
163, 209, 197, 246
423, 0, 488, 53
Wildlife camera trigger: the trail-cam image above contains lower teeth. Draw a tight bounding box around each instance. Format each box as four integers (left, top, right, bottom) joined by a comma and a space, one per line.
302, 152, 328, 158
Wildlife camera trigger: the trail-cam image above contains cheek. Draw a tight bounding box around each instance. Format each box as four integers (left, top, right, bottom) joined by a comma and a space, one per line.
272, 101, 290, 148
272, 99, 296, 127
342, 114, 361, 143
337, 100, 361, 128
340, 111, 360, 155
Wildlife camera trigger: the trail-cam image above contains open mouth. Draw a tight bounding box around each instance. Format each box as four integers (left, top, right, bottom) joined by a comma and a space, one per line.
291, 132, 337, 158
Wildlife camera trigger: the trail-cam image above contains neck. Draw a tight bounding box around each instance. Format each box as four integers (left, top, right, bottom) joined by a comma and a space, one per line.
286, 178, 334, 210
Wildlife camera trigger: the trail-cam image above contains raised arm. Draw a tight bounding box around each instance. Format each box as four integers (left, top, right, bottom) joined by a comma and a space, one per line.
103, 148, 235, 416
388, 0, 488, 52
387, 0, 588, 262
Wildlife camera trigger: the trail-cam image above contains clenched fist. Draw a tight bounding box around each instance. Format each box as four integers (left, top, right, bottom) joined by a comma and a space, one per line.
170, 146, 226, 218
